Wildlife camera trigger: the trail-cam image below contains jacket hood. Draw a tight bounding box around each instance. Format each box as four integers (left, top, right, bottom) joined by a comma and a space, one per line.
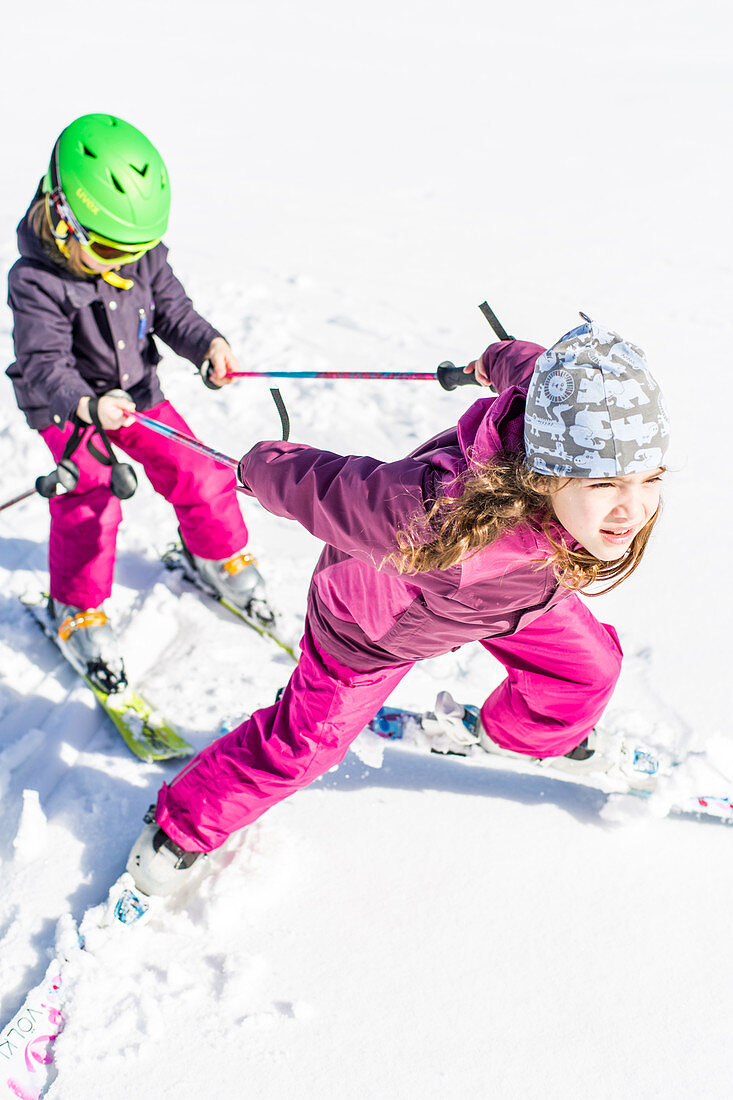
456, 385, 528, 469
16, 182, 61, 270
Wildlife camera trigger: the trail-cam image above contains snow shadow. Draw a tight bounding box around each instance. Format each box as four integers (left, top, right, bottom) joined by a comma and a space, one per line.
320, 743, 610, 826
0, 533, 46, 574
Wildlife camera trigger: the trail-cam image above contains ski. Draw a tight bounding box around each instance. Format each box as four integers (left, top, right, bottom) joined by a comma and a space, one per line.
369, 702, 733, 826
161, 542, 298, 659
22, 595, 193, 762
0, 874, 152, 1099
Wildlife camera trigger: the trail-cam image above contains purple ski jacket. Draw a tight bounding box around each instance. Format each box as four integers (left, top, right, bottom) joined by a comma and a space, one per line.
6, 185, 223, 430
239, 339, 575, 671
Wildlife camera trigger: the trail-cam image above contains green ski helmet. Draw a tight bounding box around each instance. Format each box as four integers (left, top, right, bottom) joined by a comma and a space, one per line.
43, 114, 170, 246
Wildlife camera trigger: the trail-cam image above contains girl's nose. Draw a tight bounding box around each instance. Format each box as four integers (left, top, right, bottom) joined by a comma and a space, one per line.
611, 487, 644, 522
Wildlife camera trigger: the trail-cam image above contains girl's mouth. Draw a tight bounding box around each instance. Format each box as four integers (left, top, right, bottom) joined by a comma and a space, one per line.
600, 527, 634, 544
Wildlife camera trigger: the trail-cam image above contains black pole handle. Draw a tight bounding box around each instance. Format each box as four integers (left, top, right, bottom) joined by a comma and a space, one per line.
35, 471, 61, 498
200, 359, 221, 390
436, 361, 481, 391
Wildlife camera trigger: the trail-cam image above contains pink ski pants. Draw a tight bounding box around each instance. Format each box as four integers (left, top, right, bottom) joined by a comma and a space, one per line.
39, 400, 247, 609
157, 595, 622, 852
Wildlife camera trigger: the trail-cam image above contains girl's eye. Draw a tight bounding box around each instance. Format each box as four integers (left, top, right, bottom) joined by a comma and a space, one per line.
589, 482, 613, 489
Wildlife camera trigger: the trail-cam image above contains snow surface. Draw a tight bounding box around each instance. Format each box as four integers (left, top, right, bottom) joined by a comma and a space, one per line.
1, 1, 732, 1096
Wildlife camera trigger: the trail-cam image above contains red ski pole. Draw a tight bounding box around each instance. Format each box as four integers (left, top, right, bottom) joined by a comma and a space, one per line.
203, 362, 480, 392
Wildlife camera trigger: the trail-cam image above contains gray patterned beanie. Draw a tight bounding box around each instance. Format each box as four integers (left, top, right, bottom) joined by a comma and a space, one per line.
524, 313, 670, 478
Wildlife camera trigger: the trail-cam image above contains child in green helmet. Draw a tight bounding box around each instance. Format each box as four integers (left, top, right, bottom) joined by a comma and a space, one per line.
6, 113, 274, 691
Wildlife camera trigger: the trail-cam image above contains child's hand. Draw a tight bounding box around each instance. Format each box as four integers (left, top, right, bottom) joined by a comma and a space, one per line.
463, 358, 492, 387
77, 394, 136, 429
205, 337, 239, 386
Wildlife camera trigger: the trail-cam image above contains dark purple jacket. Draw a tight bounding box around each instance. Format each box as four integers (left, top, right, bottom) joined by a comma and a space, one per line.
6, 186, 223, 429
239, 339, 573, 671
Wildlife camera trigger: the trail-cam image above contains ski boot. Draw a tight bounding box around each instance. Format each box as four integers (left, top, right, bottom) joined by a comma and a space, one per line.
419, 691, 483, 753
425, 692, 619, 777
48, 598, 126, 694
182, 539, 276, 629
126, 806, 204, 897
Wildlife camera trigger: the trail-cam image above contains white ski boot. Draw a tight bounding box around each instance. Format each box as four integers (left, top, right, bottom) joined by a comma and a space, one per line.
48, 598, 126, 694
424, 691, 642, 784
184, 542, 275, 628
126, 807, 204, 897
419, 691, 483, 753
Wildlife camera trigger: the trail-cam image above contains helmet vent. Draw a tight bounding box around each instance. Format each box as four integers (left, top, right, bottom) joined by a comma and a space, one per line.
110, 172, 126, 194
130, 163, 149, 177
82, 144, 98, 158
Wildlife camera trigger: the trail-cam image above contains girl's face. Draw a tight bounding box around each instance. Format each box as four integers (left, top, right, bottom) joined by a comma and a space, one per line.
550, 469, 664, 561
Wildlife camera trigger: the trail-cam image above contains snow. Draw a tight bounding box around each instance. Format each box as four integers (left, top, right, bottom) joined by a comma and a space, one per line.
1, 0, 732, 1096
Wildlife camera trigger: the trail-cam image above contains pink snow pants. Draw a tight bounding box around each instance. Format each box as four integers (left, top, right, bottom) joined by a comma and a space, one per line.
40, 400, 247, 609
157, 595, 622, 852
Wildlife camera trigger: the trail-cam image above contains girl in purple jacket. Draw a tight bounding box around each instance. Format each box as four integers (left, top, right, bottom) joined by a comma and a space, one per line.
7, 114, 274, 690
128, 314, 670, 896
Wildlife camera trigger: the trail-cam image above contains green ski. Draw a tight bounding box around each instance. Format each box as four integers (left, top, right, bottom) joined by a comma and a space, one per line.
22, 594, 193, 762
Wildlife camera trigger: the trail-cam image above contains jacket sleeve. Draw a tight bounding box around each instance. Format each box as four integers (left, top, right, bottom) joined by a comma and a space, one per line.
148, 245, 224, 366
478, 339, 545, 394
238, 440, 428, 566
8, 266, 93, 426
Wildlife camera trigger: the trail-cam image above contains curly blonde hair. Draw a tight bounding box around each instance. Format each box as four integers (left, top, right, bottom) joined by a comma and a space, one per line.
387, 452, 660, 594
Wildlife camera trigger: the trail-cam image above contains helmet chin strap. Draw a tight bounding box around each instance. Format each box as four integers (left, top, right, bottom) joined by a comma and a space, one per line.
98, 269, 134, 290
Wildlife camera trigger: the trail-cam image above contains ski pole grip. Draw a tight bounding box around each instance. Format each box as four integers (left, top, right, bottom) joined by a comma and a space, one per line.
436, 361, 481, 391
35, 471, 60, 498
200, 359, 221, 391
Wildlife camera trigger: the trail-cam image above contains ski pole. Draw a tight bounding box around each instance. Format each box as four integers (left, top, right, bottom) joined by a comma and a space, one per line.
203, 301, 512, 392
0, 461, 81, 512
2, 417, 240, 510
203, 362, 480, 392
126, 410, 240, 471
0, 486, 38, 513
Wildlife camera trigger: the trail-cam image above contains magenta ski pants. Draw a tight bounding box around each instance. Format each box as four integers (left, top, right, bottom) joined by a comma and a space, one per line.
39, 400, 247, 609
157, 595, 622, 852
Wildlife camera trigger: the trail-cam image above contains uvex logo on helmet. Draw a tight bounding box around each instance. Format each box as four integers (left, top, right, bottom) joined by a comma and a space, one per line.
74, 187, 100, 217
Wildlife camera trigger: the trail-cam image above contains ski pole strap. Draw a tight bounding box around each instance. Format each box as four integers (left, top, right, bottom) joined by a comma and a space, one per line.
86, 395, 138, 500
33, 418, 86, 500
86, 397, 120, 466
60, 418, 87, 463
478, 301, 513, 342
269, 388, 290, 441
